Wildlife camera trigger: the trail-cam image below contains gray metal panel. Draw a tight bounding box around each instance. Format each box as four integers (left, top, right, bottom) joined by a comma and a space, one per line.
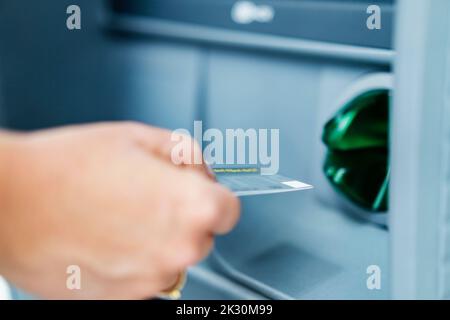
390, 0, 450, 300
0, 73, 3, 126
110, 0, 395, 49
0, 0, 200, 131
109, 16, 395, 65
205, 49, 390, 299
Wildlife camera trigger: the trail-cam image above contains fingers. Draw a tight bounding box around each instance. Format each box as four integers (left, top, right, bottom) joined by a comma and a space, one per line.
122, 122, 215, 180
122, 121, 236, 234
162, 133, 215, 180
202, 184, 241, 235
179, 174, 241, 236
152, 168, 240, 270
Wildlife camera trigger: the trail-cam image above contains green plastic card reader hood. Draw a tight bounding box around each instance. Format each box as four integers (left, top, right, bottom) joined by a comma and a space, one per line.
322, 73, 392, 217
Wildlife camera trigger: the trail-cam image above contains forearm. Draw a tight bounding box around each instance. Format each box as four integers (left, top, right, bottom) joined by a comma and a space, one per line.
0, 130, 15, 200
0, 131, 12, 208
0, 131, 20, 262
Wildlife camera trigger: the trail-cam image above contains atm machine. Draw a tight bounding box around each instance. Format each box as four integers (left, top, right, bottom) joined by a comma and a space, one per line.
107, 0, 394, 300
107, 0, 450, 300
1, 0, 449, 300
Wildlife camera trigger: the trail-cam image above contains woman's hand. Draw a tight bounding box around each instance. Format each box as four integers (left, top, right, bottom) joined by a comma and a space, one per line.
0, 122, 240, 299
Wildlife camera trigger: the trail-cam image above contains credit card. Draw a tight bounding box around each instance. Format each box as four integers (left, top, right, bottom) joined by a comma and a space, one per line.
213, 167, 313, 197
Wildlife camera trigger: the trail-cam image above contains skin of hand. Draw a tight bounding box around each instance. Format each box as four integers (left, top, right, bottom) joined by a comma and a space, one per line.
0, 122, 240, 299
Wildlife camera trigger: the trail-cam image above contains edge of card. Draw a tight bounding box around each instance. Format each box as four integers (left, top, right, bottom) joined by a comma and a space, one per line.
235, 181, 313, 197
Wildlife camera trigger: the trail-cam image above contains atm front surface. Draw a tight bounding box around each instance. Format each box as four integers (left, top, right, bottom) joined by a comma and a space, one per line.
109, 0, 397, 300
